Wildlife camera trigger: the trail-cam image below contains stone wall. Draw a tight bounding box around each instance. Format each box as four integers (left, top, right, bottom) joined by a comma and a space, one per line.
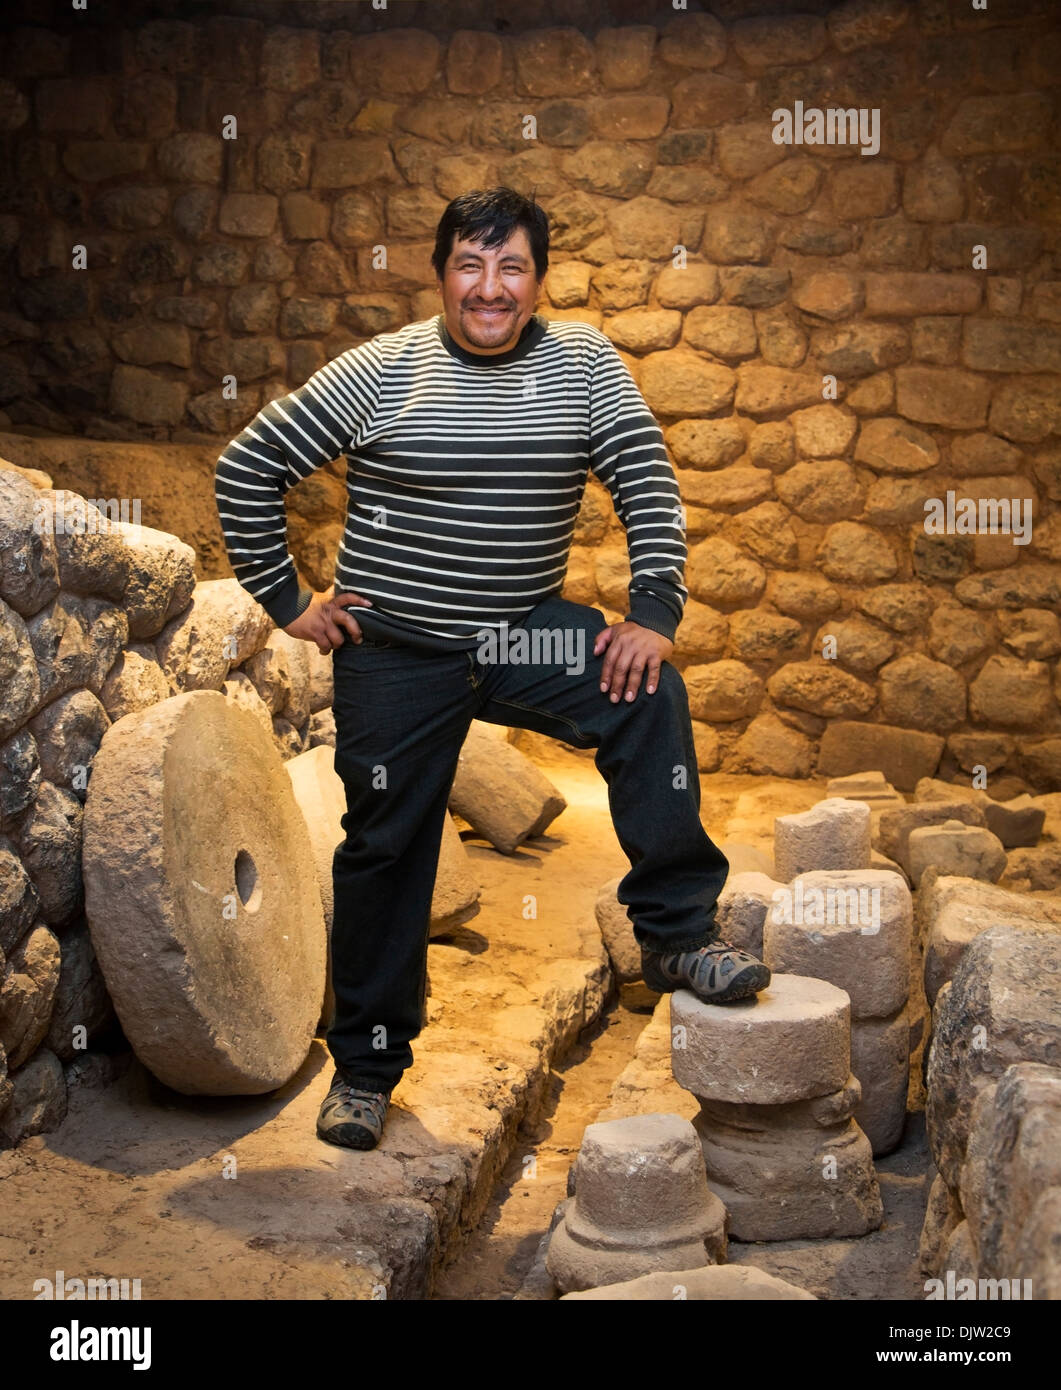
0, 457, 335, 1148
1, 0, 1060, 788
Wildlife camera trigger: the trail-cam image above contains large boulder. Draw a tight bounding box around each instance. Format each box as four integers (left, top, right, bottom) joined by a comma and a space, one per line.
0, 1046, 66, 1148
926, 926, 1061, 1189
449, 721, 566, 854
0, 923, 61, 1069
154, 578, 273, 693
110, 521, 196, 640
960, 1062, 1061, 1295
44, 920, 115, 1062
594, 876, 639, 984
917, 873, 1061, 1005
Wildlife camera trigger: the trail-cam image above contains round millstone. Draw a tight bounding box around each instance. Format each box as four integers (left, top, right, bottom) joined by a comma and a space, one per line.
671, 973, 851, 1104
82, 690, 326, 1095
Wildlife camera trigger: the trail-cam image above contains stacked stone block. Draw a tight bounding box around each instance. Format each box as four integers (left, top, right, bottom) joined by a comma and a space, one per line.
546, 1113, 727, 1293
826, 770, 906, 816
764, 869, 913, 1155
670, 974, 882, 1240
911, 775, 1057, 889
768, 798, 914, 1154
919, 926, 1061, 1296
907, 820, 1006, 887
773, 796, 871, 881
875, 799, 989, 880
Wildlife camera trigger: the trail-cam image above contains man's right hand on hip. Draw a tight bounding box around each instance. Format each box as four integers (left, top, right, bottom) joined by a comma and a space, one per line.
284, 586, 374, 654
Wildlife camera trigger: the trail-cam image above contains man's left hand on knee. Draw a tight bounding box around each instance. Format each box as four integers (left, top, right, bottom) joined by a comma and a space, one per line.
594, 621, 674, 703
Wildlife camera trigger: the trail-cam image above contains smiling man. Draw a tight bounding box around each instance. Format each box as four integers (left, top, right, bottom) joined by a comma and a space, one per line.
214, 187, 770, 1152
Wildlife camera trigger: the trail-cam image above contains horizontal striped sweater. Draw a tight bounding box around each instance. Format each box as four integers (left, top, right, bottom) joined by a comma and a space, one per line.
214, 312, 688, 651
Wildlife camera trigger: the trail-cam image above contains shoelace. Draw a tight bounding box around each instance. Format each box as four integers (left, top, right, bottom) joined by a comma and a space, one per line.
337, 1085, 387, 1120
673, 943, 745, 985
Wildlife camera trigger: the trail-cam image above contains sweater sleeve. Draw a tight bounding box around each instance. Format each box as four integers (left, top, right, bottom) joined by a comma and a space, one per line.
586, 337, 688, 642
213, 340, 383, 628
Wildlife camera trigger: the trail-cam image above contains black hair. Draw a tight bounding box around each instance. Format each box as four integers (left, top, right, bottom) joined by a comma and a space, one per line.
431, 186, 549, 282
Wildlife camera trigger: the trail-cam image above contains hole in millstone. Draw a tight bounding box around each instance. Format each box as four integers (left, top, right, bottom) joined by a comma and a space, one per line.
234, 849, 262, 913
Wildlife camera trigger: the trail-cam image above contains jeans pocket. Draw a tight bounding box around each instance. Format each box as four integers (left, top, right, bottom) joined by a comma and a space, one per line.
335, 634, 393, 651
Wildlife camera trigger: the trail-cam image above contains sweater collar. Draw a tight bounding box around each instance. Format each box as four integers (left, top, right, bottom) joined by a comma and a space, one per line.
436, 311, 546, 367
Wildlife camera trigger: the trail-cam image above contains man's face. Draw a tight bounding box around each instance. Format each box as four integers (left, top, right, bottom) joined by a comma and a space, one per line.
436, 226, 543, 355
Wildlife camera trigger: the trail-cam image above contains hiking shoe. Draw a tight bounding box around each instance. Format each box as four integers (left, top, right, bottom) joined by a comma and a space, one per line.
316, 1071, 390, 1151
642, 939, 770, 1005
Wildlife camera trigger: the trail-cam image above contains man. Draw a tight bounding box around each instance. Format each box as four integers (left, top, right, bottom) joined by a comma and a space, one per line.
215, 187, 770, 1153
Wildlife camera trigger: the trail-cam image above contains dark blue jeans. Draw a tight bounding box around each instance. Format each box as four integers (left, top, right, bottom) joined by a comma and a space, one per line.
328, 595, 729, 1093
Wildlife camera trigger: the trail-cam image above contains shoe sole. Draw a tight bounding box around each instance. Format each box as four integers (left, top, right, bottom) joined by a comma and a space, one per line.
316, 1122, 381, 1151
704, 963, 771, 1003
643, 959, 771, 1005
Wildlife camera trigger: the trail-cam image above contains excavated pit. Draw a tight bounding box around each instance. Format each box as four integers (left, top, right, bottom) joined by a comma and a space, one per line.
0, 745, 943, 1301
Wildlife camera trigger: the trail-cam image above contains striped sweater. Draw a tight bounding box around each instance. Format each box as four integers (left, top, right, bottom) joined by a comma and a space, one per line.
214, 312, 688, 651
